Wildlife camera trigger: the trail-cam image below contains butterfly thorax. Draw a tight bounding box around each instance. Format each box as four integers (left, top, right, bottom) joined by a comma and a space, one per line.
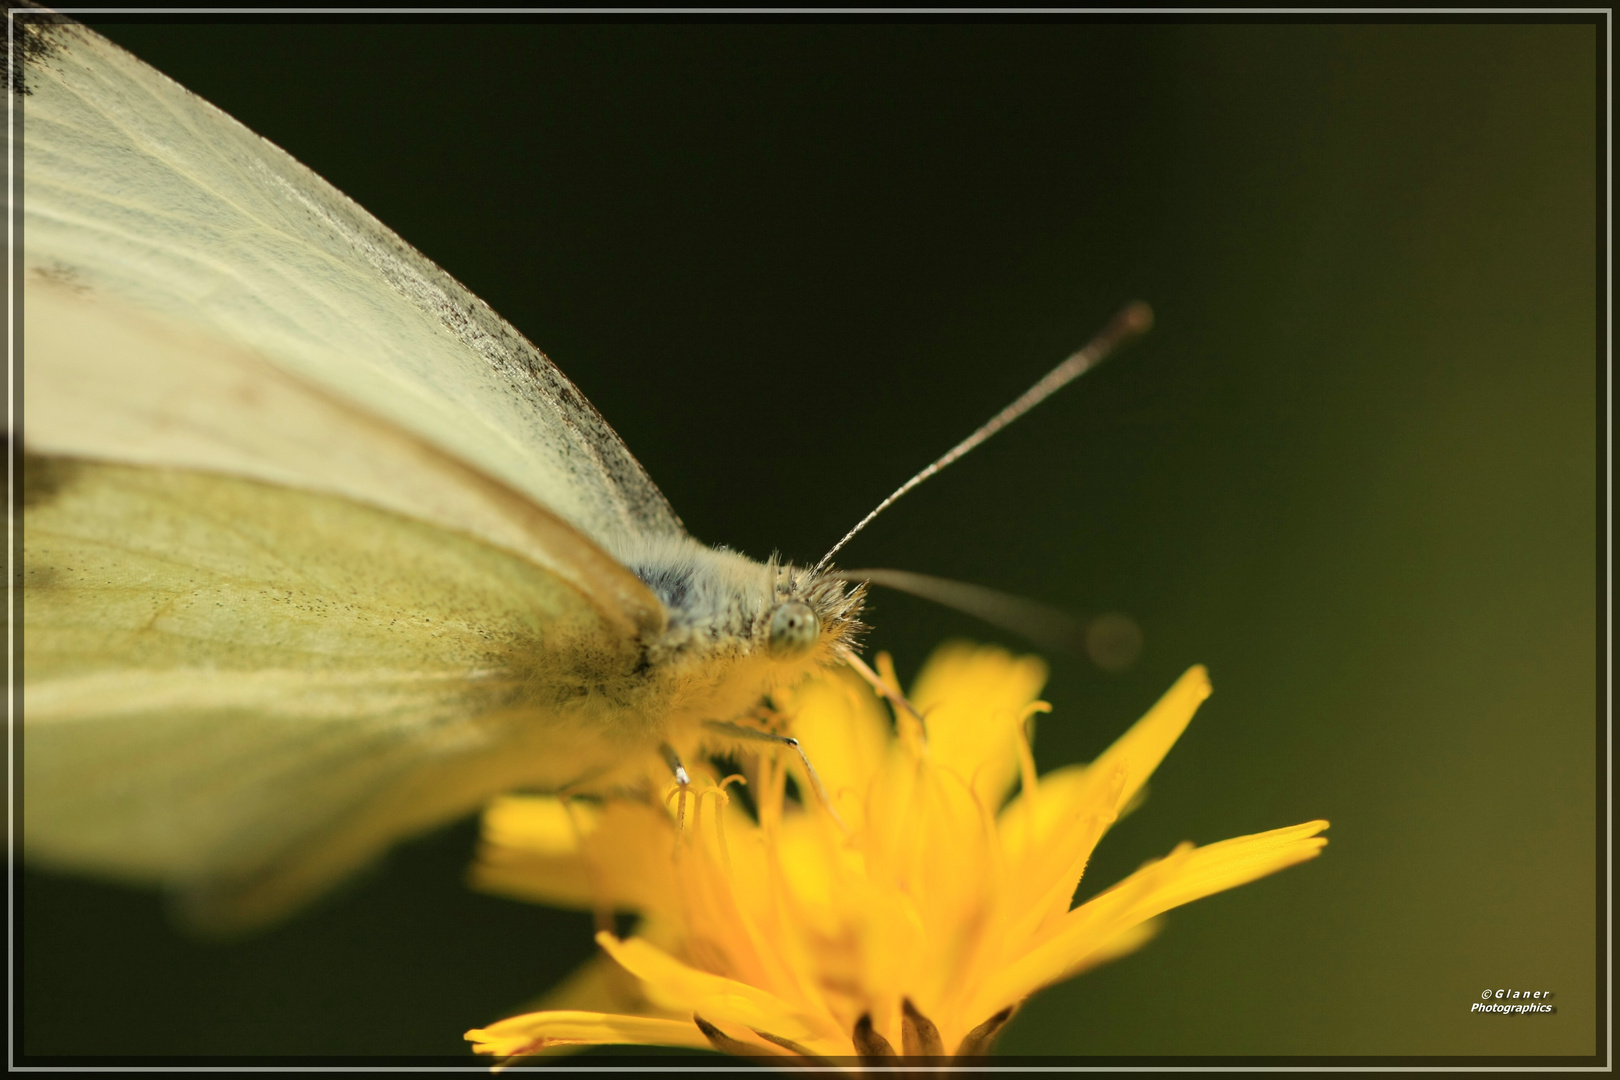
585, 535, 866, 753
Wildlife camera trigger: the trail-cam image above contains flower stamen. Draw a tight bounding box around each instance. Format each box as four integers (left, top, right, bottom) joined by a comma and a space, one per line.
704, 719, 850, 837
1013, 701, 1049, 819
708, 775, 746, 875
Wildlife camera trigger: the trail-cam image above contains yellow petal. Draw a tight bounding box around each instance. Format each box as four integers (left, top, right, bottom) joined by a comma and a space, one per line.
997, 765, 1126, 950
691, 994, 849, 1057
1012, 665, 1210, 839
518, 949, 673, 1022
470, 844, 600, 910
1089, 664, 1209, 815
991, 667, 1212, 945
969, 819, 1328, 1019
1000, 763, 1089, 859
480, 795, 596, 854
473, 799, 679, 915
597, 933, 841, 1046
464, 1009, 712, 1057
909, 642, 1048, 813
1110, 819, 1331, 919
865, 742, 997, 925
1064, 916, 1162, 977
774, 811, 864, 937
781, 667, 890, 830
469, 796, 598, 908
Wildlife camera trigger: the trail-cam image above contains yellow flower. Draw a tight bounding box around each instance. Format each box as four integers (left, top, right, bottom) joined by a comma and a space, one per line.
465, 643, 1327, 1062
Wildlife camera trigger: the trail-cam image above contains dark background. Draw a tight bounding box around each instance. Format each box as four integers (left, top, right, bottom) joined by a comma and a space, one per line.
19, 16, 1601, 1060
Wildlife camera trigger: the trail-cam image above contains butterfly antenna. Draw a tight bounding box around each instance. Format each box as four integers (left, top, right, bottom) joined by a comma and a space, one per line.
827, 568, 1084, 654
812, 301, 1153, 574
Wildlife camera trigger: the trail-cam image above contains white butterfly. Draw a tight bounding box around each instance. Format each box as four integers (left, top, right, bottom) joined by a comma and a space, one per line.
15, 14, 1145, 932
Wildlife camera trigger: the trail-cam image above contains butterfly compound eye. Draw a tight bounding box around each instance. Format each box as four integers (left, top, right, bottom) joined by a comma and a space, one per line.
767, 601, 821, 658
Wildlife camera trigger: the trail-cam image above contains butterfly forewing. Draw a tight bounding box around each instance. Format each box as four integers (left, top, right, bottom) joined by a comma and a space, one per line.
20, 19, 681, 554
17, 17, 686, 928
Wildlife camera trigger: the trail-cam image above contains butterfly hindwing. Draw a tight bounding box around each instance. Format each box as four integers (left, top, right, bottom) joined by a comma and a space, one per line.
24, 457, 655, 929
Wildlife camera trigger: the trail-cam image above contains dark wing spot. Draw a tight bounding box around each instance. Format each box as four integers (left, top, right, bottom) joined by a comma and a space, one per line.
20, 450, 79, 509
5, 3, 74, 96
30, 262, 90, 294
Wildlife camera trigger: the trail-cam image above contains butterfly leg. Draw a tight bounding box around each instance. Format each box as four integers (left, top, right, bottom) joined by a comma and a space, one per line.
701, 721, 848, 836
657, 742, 699, 844
659, 742, 692, 789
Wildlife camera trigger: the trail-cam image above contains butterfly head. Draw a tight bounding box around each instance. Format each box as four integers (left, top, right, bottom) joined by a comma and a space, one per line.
622, 537, 864, 672
767, 559, 866, 662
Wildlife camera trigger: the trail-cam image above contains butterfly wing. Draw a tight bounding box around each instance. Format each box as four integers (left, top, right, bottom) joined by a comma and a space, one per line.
19, 16, 683, 558
25, 456, 658, 930
16, 16, 677, 927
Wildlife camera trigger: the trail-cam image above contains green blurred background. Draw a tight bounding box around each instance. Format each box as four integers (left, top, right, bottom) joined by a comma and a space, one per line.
21, 17, 1600, 1061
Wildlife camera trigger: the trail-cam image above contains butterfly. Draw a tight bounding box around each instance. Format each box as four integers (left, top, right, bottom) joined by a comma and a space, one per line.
15, 13, 1147, 932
